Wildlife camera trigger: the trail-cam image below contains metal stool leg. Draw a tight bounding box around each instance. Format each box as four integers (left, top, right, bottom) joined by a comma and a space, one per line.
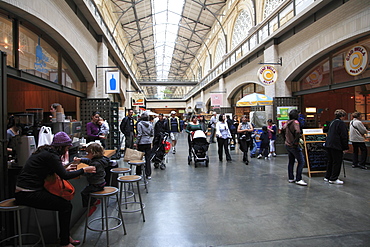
103, 197, 109, 247
16, 210, 23, 247
83, 196, 92, 243
33, 209, 46, 247
136, 181, 145, 222
115, 193, 127, 235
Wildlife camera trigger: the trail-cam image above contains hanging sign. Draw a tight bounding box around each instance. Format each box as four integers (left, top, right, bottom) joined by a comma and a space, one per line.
344, 45, 368, 76
132, 93, 145, 106
257, 65, 277, 85
211, 93, 223, 106
106, 70, 120, 93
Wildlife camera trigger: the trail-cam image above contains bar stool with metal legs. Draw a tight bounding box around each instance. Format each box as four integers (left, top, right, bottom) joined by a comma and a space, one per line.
117, 175, 146, 222
110, 167, 134, 201
0, 198, 45, 247
128, 160, 148, 193
83, 186, 126, 247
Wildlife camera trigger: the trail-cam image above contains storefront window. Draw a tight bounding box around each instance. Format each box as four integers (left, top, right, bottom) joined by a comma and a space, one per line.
354, 85, 370, 120
62, 58, 81, 90
19, 24, 58, 81
299, 60, 330, 90
0, 14, 13, 66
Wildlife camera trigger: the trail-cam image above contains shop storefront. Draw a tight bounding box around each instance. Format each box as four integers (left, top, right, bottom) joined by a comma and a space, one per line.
293, 36, 370, 162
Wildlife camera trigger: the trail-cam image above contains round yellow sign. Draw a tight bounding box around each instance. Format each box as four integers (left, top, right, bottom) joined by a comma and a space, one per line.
257, 65, 277, 85
344, 45, 368, 76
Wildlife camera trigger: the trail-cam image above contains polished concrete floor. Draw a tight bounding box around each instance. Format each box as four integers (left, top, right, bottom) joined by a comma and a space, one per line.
71, 133, 370, 247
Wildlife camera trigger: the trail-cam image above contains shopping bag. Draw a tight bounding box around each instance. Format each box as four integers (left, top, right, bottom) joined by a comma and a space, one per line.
38, 126, 54, 147
44, 173, 75, 201
123, 148, 144, 162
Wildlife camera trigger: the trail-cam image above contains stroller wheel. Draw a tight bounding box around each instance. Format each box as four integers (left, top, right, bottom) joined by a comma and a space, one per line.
160, 163, 166, 170
187, 156, 192, 165
205, 156, 209, 167
154, 163, 159, 169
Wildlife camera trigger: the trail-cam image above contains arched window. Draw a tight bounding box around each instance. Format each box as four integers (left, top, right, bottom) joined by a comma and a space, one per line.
231, 9, 253, 49
204, 56, 210, 76
263, 0, 285, 19
214, 38, 226, 66
198, 66, 202, 80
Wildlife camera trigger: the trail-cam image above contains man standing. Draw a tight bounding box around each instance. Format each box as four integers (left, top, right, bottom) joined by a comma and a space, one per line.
120, 109, 135, 150
168, 111, 180, 154
209, 111, 218, 143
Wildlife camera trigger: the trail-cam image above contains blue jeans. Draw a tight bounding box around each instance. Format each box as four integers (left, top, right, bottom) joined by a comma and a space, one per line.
285, 145, 305, 181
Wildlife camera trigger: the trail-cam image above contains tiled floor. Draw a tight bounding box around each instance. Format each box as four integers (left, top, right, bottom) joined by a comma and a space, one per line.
71, 133, 370, 247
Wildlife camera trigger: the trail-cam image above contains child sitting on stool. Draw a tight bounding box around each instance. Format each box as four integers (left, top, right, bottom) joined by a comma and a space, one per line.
257, 126, 270, 159
73, 142, 110, 216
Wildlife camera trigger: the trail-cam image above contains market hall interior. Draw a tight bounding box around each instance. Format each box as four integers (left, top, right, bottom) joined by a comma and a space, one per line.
74, 134, 370, 247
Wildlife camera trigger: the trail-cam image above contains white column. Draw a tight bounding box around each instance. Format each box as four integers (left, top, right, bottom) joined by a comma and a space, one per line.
263, 44, 279, 120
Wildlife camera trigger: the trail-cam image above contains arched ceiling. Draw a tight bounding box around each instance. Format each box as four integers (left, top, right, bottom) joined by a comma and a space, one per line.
110, 0, 227, 86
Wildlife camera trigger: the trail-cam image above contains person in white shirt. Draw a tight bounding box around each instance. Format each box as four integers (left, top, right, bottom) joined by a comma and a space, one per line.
349, 112, 368, 169
215, 114, 232, 162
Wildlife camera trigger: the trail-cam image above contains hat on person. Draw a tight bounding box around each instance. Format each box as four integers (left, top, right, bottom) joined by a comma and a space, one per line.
170, 111, 176, 115
51, 132, 72, 146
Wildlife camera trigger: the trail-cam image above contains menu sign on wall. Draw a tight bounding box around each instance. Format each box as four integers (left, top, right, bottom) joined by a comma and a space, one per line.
344, 45, 368, 76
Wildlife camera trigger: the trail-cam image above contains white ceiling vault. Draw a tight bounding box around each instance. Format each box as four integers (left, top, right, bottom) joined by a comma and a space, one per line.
110, 0, 227, 98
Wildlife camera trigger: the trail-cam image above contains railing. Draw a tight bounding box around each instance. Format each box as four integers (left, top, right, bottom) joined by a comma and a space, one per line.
184, 0, 316, 100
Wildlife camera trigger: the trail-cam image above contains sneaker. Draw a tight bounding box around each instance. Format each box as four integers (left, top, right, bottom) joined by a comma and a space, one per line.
295, 180, 307, 186
352, 164, 359, 168
264, 157, 268, 160
172, 147, 176, 154
88, 205, 97, 217
329, 179, 344, 185
323, 178, 329, 182
272, 152, 277, 157
257, 154, 262, 159
146, 176, 152, 180
288, 179, 295, 183
268, 153, 272, 158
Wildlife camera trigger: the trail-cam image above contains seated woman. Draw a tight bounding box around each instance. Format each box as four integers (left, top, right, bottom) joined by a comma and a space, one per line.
15, 132, 96, 247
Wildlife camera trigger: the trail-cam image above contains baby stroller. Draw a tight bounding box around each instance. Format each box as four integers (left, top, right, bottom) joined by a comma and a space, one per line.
188, 130, 210, 167
151, 132, 171, 170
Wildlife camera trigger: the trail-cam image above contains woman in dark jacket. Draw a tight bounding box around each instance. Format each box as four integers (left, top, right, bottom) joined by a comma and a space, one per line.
15, 132, 96, 247
324, 109, 349, 185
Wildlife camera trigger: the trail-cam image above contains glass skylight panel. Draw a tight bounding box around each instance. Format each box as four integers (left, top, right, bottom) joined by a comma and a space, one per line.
152, 0, 185, 81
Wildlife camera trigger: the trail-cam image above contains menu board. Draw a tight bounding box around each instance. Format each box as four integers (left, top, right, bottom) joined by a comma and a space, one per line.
303, 133, 327, 177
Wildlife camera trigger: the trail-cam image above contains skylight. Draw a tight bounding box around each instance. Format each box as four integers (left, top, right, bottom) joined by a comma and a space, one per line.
152, 0, 185, 82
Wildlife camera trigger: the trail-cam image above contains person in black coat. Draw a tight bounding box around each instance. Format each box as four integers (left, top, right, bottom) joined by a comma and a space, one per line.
324, 109, 349, 185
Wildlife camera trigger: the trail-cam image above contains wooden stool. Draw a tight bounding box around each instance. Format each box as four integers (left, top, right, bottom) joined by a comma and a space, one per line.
83, 187, 126, 247
117, 175, 146, 222
110, 167, 134, 200
0, 198, 45, 247
128, 160, 148, 193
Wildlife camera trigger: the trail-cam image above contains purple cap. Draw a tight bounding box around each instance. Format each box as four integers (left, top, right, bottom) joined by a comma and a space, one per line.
51, 132, 72, 146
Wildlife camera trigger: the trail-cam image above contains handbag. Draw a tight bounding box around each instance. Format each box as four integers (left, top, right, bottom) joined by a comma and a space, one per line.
38, 126, 54, 147
123, 148, 145, 162
238, 134, 251, 142
44, 174, 75, 201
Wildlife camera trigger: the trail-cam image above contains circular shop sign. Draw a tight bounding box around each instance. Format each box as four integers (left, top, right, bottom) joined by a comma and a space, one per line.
345, 45, 368, 76
258, 65, 277, 85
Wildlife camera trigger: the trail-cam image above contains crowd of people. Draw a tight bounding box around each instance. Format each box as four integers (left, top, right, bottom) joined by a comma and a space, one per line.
8, 107, 368, 246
